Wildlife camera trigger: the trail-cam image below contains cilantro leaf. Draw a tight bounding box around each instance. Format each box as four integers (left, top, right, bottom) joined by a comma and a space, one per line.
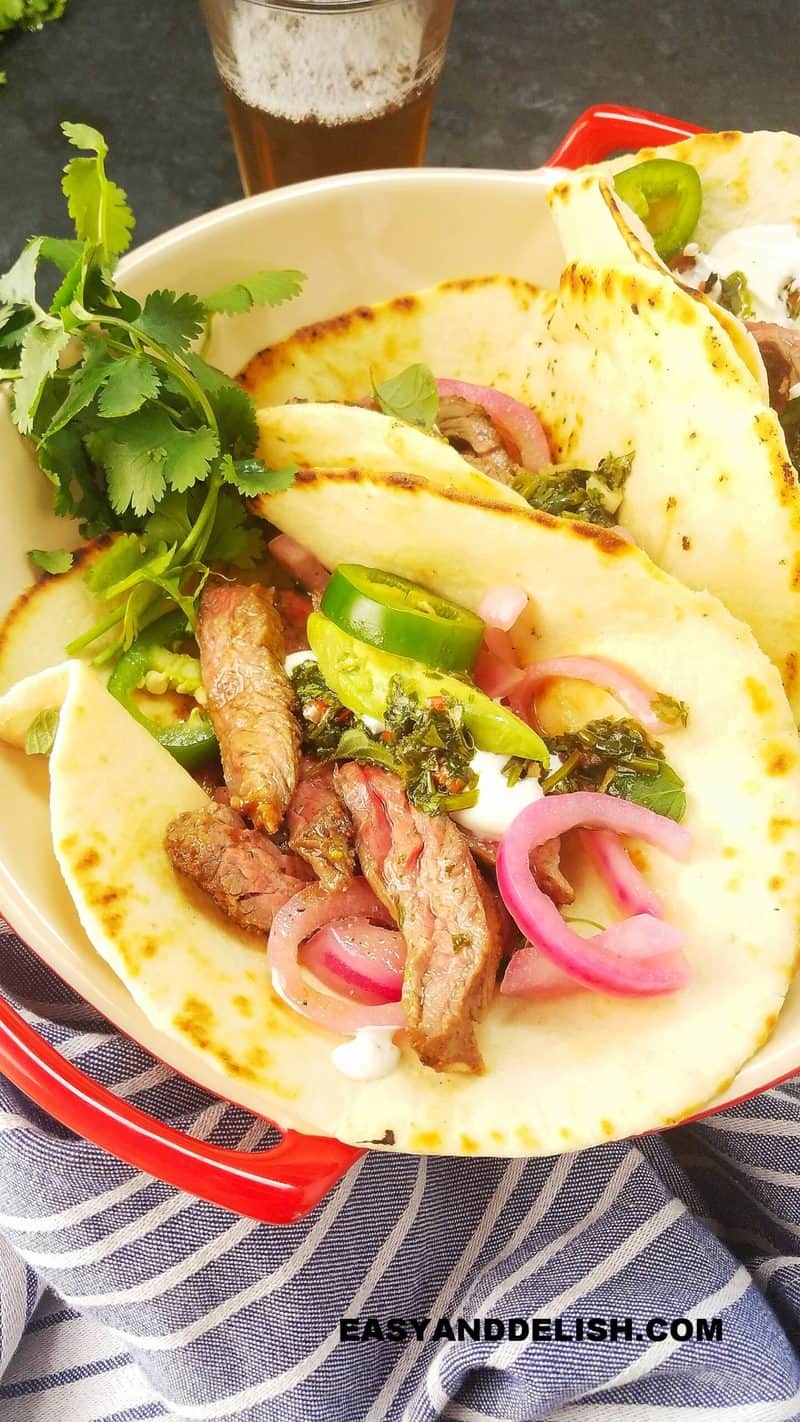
205, 268, 306, 316
373, 362, 438, 429
610, 761, 686, 822
205, 487, 266, 567
220, 452, 296, 496
39, 236, 83, 275
97, 355, 160, 418
142, 490, 191, 550
86, 420, 167, 517
0, 236, 44, 307
24, 708, 59, 757
87, 407, 219, 514
61, 121, 134, 261
182, 353, 259, 456
134, 290, 206, 353
42, 336, 115, 437
14, 323, 70, 434
28, 547, 73, 574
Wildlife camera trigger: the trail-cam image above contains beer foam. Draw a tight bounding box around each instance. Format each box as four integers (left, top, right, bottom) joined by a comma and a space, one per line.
218, 0, 440, 125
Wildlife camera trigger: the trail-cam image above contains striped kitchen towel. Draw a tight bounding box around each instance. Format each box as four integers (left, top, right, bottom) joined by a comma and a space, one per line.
2, 921, 800, 1422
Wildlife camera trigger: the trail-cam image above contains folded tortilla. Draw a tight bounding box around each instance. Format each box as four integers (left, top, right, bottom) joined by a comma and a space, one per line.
243, 188, 800, 720
3, 474, 799, 1156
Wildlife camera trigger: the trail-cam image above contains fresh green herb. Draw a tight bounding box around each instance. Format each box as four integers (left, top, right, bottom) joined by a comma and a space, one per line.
651, 692, 689, 727
501, 754, 539, 788
0, 0, 67, 34
715, 270, 755, 320
24, 707, 59, 755
0, 122, 305, 663
372, 362, 438, 429
513, 452, 633, 527
545, 716, 686, 822
291, 665, 478, 815
28, 547, 73, 574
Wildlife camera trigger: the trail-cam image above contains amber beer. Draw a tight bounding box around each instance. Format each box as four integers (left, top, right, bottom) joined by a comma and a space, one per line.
202, 0, 455, 193
221, 78, 438, 193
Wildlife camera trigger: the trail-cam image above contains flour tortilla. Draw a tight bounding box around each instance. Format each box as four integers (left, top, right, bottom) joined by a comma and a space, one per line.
245, 253, 800, 719
3, 472, 799, 1156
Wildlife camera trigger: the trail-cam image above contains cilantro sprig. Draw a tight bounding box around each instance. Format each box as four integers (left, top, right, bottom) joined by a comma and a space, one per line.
0, 122, 305, 661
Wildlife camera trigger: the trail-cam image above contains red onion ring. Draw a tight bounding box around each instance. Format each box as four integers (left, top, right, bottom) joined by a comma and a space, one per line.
497, 791, 691, 997
435, 378, 551, 471
301, 916, 405, 1006
268, 879, 405, 1033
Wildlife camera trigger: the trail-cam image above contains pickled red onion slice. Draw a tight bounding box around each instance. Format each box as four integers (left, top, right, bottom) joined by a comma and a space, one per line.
301, 916, 405, 1007
268, 534, 330, 595
496, 791, 691, 997
268, 878, 405, 1033
507, 655, 675, 733
478, 586, 528, 632
580, 828, 664, 919
435, 378, 551, 471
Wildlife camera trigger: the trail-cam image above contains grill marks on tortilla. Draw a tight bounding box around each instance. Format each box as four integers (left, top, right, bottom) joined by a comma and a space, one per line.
335, 762, 502, 1073
165, 803, 312, 934
287, 758, 356, 891
198, 583, 300, 834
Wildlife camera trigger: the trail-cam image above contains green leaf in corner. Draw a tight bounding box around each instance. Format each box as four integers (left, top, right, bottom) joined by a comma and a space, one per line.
61, 122, 134, 261
220, 453, 296, 496
25, 708, 59, 757
372, 362, 438, 429
84, 532, 143, 596
28, 548, 74, 575
204, 268, 306, 316
205, 487, 265, 568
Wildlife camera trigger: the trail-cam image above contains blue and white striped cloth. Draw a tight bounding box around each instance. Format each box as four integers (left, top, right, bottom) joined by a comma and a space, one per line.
3, 919, 800, 1422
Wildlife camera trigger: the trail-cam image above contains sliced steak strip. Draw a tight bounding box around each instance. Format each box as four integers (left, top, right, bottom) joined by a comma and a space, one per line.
287, 757, 356, 892
335, 762, 502, 1073
746, 321, 800, 415
462, 830, 574, 908
198, 582, 301, 834
165, 803, 312, 935
436, 395, 518, 486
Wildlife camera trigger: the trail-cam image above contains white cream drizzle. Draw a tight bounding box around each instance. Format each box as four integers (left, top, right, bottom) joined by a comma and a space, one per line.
331, 1026, 400, 1081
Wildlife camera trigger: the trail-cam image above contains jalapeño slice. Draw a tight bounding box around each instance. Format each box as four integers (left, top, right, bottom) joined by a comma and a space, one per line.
613, 158, 702, 262
107, 611, 218, 770
321, 563, 485, 674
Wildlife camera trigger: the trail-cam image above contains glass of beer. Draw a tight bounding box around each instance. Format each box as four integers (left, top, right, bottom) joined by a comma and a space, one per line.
200, 0, 456, 193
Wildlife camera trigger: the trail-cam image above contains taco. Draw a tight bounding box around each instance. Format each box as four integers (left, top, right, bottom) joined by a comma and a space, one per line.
242, 243, 800, 721
1, 473, 798, 1156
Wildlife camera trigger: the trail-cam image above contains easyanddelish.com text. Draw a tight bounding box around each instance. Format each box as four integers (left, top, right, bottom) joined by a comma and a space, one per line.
339, 1316, 723, 1344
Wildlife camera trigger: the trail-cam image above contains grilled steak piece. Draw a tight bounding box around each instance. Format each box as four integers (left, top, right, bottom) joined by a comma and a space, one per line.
198, 582, 301, 834
746, 321, 800, 415
436, 395, 517, 486
165, 803, 312, 934
462, 830, 574, 908
287, 757, 355, 892
335, 762, 502, 1073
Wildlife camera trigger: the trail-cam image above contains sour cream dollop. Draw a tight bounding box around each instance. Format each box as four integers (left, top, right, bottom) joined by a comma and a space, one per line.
331, 1026, 400, 1081
684, 224, 800, 326
452, 748, 544, 840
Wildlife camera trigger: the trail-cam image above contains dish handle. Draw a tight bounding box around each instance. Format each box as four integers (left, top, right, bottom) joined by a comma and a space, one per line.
546, 103, 706, 168
0, 993, 362, 1223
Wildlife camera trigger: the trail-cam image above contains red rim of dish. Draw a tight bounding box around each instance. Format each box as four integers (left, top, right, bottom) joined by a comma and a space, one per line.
3, 103, 775, 1224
